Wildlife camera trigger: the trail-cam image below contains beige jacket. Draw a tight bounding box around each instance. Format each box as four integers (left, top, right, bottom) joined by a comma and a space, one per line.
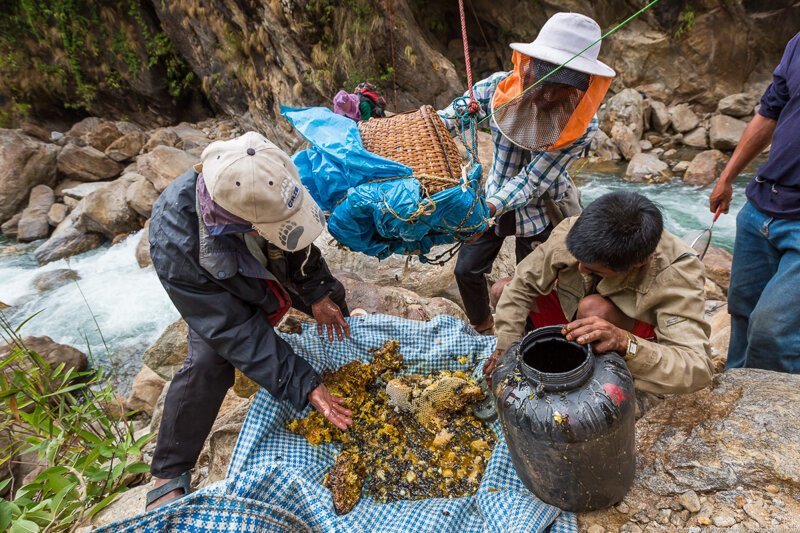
495, 217, 714, 395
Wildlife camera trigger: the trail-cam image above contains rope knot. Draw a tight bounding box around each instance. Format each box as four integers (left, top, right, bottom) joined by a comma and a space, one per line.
467, 100, 481, 116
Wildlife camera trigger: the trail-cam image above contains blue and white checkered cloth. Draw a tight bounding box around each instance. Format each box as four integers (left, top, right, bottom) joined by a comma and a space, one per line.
101, 315, 577, 532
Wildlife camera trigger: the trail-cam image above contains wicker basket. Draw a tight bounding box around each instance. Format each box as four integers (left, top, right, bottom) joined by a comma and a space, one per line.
358, 105, 462, 195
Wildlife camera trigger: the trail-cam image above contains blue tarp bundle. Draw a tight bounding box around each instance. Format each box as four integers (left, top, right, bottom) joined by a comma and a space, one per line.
283, 107, 490, 259
102, 315, 576, 532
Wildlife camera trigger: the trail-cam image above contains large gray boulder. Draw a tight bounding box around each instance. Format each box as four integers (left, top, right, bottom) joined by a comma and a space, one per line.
0, 336, 88, 374
0, 130, 59, 224
668, 103, 700, 133
681, 127, 708, 149
601, 89, 646, 161
579, 369, 800, 532
137, 146, 198, 192
31, 268, 79, 292
47, 203, 70, 227
172, 122, 211, 151
717, 93, 756, 118
610, 123, 642, 161
125, 174, 160, 218
135, 221, 152, 268
625, 153, 671, 184
710, 115, 748, 150
143, 319, 189, 380
61, 181, 113, 201
86, 122, 123, 152
589, 129, 621, 162
33, 200, 105, 265
87, 485, 149, 530
683, 150, 728, 187
17, 185, 55, 242
78, 175, 142, 239
142, 127, 180, 152
56, 143, 124, 182
703, 244, 733, 290
339, 277, 466, 322
601, 89, 645, 140
197, 392, 251, 487
125, 366, 166, 416
0, 213, 21, 238
315, 230, 516, 308
105, 131, 148, 162
65, 117, 102, 139
648, 100, 671, 133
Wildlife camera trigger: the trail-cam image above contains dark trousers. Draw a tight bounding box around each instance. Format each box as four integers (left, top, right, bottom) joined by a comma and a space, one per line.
454, 227, 551, 326
150, 283, 348, 479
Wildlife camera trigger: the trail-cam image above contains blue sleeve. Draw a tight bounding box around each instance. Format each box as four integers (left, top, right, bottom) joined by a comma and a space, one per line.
759, 33, 799, 120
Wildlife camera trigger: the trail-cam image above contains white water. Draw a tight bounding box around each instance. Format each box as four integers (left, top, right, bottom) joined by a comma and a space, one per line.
580, 170, 750, 253
0, 231, 179, 391
0, 172, 750, 392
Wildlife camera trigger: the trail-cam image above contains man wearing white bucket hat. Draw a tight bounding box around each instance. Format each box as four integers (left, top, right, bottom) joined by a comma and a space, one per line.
439, 12, 615, 335
144, 132, 353, 510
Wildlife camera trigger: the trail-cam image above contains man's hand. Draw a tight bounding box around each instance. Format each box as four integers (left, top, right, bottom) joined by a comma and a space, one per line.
563, 317, 628, 354
709, 180, 733, 214
487, 201, 497, 217
483, 348, 504, 379
308, 384, 353, 430
311, 296, 350, 341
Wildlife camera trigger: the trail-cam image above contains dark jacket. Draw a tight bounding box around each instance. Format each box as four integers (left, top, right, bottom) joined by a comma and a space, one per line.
149, 168, 339, 410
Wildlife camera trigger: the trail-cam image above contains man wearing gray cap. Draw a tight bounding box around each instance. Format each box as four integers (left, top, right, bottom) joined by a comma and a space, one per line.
438, 12, 615, 335
145, 132, 352, 509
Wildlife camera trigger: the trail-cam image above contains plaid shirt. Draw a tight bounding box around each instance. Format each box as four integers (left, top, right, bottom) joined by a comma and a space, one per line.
439, 71, 597, 237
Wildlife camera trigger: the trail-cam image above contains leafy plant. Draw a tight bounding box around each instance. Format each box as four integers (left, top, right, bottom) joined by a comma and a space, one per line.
0, 0, 197, 117
0, 312, 152, 532
675, 4, 696, 39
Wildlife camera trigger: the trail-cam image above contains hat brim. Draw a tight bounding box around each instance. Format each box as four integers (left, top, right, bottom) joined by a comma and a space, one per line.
510, 42, 616, 78
252, 196, 325, 252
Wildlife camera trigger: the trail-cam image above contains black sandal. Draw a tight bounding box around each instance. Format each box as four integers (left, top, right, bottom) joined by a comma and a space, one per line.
145, 471, 192, 510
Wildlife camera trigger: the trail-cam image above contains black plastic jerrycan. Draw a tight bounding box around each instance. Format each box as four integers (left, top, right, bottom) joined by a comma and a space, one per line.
491, 325, 636, 512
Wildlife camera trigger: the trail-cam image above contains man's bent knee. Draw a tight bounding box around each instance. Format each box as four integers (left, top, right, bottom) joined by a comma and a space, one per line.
576, 294, 616, 320
490, 276, 513, 308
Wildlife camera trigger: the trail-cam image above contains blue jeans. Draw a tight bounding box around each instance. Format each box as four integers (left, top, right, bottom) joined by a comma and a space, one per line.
726, 201, 800, 372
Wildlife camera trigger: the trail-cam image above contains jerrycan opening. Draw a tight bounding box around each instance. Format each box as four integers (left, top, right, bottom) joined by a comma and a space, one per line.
519, 326, 594, 391
522, 338, 587, 373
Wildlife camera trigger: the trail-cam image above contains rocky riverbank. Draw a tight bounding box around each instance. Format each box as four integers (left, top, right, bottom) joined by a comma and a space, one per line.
0, 32, 785, 525
593, 86, 764, 188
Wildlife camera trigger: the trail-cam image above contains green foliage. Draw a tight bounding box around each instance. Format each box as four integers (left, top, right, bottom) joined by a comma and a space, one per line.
0, 0, 196, 115
304, 0, 391, 97
675, 4, 696, 39
145, 31, 196, 98
0, 313, 152, 532
0, 101, 31, 129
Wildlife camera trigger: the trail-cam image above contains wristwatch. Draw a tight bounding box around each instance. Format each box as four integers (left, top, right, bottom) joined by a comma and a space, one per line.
623, 332, 639, 361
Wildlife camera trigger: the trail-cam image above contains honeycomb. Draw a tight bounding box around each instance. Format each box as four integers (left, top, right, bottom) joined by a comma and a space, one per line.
286, 341, 496, 514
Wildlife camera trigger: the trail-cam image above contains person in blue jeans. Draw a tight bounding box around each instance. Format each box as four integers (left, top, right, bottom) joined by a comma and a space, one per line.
709, 32, 800, 373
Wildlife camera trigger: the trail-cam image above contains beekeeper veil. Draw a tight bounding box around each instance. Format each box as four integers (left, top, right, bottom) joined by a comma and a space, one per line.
491, 12, 616, 152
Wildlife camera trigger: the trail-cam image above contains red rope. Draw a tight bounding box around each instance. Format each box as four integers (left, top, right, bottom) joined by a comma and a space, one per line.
457, 0, 480, 115
386, 0, 399, 112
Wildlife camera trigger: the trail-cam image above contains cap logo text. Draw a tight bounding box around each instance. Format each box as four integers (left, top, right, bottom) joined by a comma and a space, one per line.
287, 186, 300, 208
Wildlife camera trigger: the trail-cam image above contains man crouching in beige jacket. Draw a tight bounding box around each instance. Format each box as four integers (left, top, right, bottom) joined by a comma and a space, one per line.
484, 191, 714, 395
